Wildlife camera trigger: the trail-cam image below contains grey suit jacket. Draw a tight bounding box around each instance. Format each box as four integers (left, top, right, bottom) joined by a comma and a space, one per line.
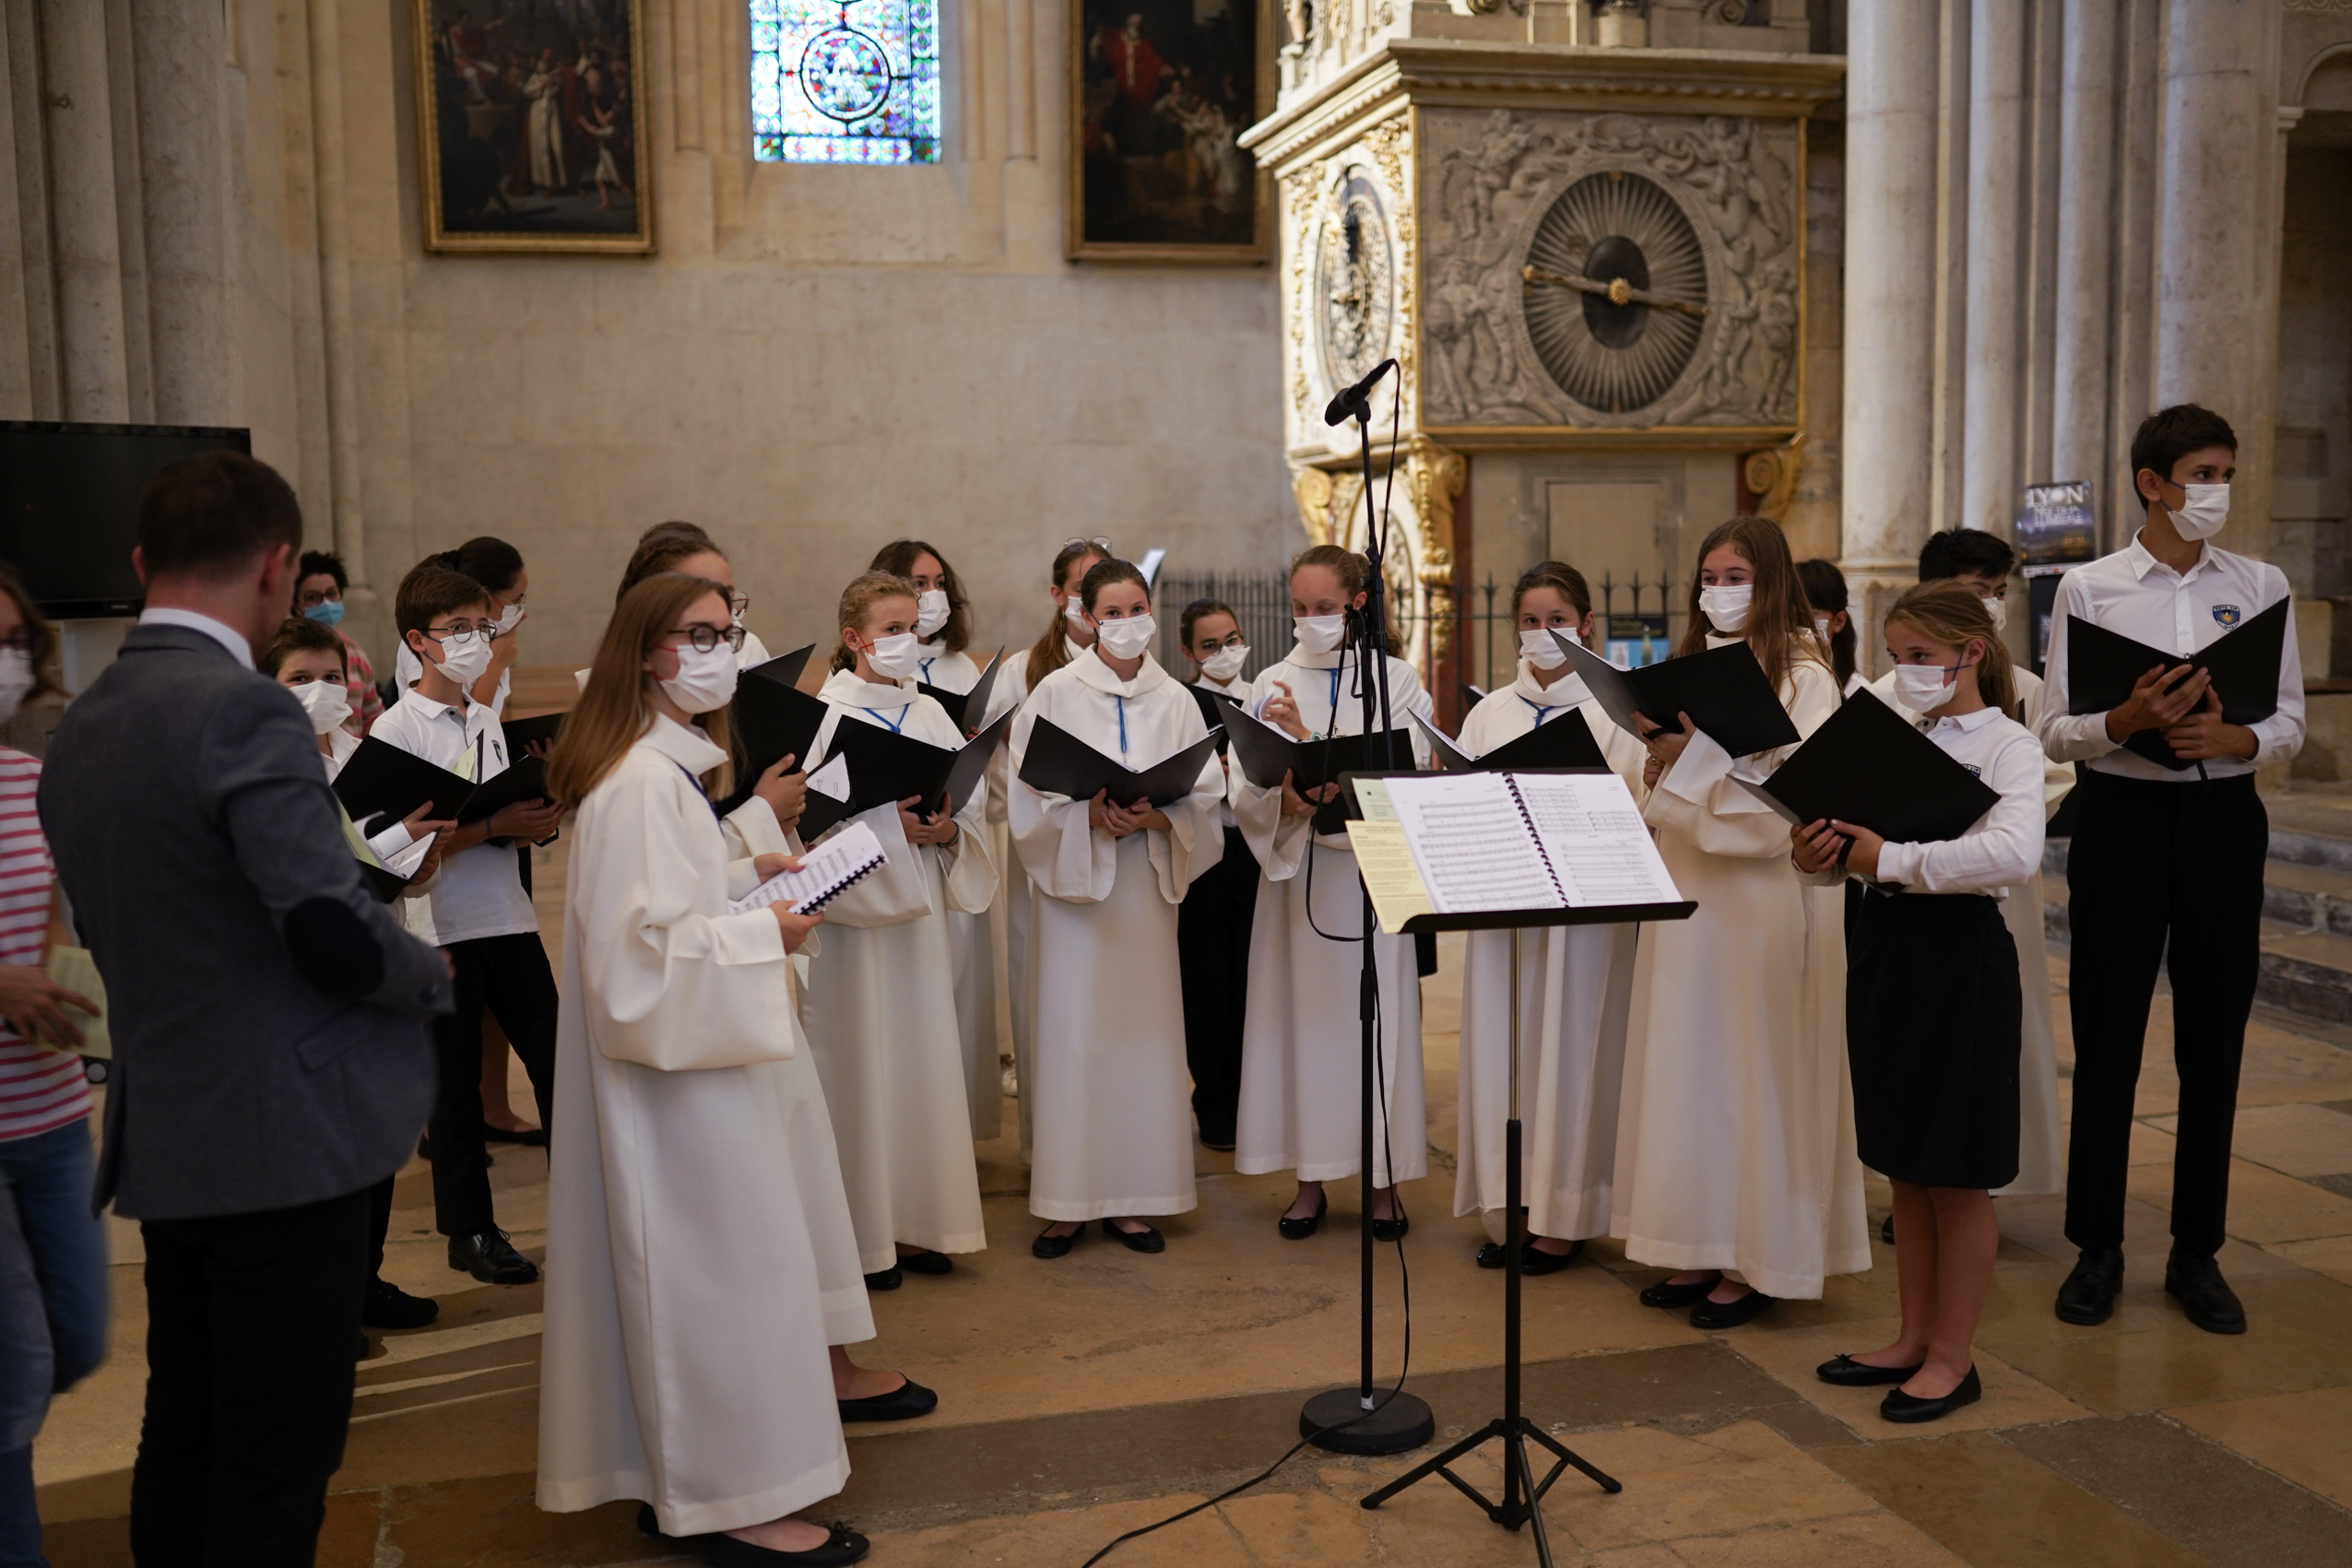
40, 624, 454, 1220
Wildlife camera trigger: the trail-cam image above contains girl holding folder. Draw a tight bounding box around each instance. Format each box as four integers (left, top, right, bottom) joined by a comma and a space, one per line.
1452, 562, 1650, 1273
1009, 560, 1224, 1256
1231, 545, 1435, 1241
1613, 517, 1866, 1326
1791, 582, 2044, 1421
800, 572, 997, 1290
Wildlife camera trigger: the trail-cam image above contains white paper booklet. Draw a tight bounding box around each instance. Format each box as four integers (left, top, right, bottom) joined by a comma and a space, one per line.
727, 821, 887, 916
1372, 771, 1682, 915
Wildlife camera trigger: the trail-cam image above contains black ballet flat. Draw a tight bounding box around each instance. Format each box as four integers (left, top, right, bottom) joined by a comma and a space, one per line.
837, 1375, 939, 1423
1371, 1208, 1410, 1244
897, 1250, 952, 1276
1278, 1191, 1328, 1240
1880, 1365, 1981, 1424
1879, 1212, 1896, 1245
483, 1125, 549, 1147
1637, 1272, 1720, 1309
1032, 1223, 1084, 1259
1101, 1219, 1165, 1253
702, 1521, 870, 1566
861, 1267, 902, 1292
1816, 1353, 1926, 1388
1689, 1289, 1777, 1329
1521, 1239, 1584, 1276
1475, 1240, 1507, 1268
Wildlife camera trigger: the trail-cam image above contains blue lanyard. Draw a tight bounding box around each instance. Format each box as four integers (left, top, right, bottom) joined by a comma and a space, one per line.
1114, 694, 1129, 757
1520, 697, 1554, 727
1326, 665, 1342, 725
862, 705, 911, 735
918, 655, 937, 684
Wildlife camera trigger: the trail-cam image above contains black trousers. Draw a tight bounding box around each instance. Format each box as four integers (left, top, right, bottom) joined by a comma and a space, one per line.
2063, 768, 2267, 1256
366, 1174, 395, 1281
1177, 824, 1258, 1139
430, 931, 558, 1238
131, 1188, 371, 1568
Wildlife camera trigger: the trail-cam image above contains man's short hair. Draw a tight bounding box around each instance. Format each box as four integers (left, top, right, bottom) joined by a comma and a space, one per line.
297, 549, 348, 591
1918, 528, 2015, 584
136, 452, 302, 581
396, 565, 493, 640
2130, 404, 2238, 492
258, 616, 349, 679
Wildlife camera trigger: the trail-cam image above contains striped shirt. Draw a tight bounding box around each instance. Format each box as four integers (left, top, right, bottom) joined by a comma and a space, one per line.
0, 750, 85, 1140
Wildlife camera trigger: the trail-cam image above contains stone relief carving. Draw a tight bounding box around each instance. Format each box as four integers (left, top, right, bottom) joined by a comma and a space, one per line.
1421, 107, 1802, 430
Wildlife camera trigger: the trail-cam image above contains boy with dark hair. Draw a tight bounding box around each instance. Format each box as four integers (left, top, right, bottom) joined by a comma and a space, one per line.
371, 565, 563, 1286
2035, 403, 2305, 1335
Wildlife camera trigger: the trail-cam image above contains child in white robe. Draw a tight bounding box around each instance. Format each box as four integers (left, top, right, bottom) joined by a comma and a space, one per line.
801, 572, 996, 1291
1231, 545, 1434, 1240
1010, 560, 1224, 1255
1451, 562, 1651, 1273
1613, 517, 1869, 1326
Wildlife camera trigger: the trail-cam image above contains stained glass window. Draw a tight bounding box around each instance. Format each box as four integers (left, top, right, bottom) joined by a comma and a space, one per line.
751, 0, 940, 164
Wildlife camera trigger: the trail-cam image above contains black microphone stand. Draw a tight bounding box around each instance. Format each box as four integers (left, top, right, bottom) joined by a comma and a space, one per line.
1298, 377, 1433, 1456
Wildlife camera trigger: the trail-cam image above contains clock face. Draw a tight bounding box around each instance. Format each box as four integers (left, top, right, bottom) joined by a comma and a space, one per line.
1520, 171, 1708, 415
1317, 173, 1395, 395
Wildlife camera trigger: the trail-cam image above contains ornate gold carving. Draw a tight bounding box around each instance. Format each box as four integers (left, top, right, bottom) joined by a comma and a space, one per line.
1294, 466, 1337, 545
1404, 437, 1463, 658
1743, 434, 1802, 522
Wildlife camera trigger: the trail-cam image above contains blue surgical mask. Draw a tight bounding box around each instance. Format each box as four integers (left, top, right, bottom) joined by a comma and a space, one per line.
303, 599, 347, 630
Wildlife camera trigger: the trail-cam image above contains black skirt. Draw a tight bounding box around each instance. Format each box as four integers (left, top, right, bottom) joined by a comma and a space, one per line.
1847, 888, 2021, 1189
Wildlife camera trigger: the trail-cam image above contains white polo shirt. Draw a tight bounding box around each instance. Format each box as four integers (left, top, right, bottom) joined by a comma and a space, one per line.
2036, 533, 2305, 782
369, 687, 538, 945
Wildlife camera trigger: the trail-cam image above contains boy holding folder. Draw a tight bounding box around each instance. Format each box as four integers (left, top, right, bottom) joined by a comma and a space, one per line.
2036, 405, 2304, 1334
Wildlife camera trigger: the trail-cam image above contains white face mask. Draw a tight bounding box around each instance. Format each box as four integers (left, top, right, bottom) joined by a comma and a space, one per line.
1200, 643, 1248, 684
429, 631, 492, 691
661, 642, 739, 714
1063, 595, 1090, 631
2169, 482, 2230, 541
291, 678, 352, 735
1294, 614, 1347, 655
493, 599, 526, 635
1519, 628, 1572, 670
1980, 595, 2008, 632
1813, 616, 1833, 644
1094, 613, 1156, 660
916, 590, 951, 639
0, 651, 33, 727
1699, 584, 1754, 634
1893, 660, 1973, 715
863, 631, 922, 682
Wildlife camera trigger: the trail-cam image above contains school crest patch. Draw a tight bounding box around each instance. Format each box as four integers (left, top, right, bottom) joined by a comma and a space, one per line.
2212, 604, 2242, 627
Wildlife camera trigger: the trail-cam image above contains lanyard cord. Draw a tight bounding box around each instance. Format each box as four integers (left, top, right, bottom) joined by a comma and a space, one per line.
1114, 693, 1129, 757
862, 705, 911, 735
1519, 696, 1554, 727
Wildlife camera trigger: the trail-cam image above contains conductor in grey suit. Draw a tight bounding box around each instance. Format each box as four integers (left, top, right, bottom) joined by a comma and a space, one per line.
40, 452, 453, 1567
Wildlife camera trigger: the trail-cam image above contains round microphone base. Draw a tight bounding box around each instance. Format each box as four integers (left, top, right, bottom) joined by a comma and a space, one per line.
1299, 1386, 1435, 1456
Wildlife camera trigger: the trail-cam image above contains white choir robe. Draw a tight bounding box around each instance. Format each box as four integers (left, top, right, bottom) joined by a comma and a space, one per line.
1452, 663, 1652, 1241
1612, 639, 1870, 1301
1864, 663, 2074, 1197
1231, 644, 1435, 1187
800, 671, 997, 1272
997, 637, 1081, 1158
538, 716, 869, 1539
917, 641, 1007, 1139
1010, 650, 1224, 1220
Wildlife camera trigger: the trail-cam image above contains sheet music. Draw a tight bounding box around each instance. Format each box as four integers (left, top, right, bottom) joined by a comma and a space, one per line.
727, 822, 887, 915
1507, 772, 1681, 908
1379, 772, 1562, 914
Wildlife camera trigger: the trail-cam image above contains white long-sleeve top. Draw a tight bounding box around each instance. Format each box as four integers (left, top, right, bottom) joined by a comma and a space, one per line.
1867, 663, 2074, 819
1231, 642, 1435, 879
2035, 533, 2304, 781
1818, 704, 2047, 898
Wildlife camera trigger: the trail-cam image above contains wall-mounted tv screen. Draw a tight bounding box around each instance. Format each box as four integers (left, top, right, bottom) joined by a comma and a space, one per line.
0, 421, 253, 619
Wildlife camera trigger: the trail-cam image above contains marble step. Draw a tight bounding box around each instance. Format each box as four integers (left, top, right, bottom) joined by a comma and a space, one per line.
2042, 863, 2352, 1027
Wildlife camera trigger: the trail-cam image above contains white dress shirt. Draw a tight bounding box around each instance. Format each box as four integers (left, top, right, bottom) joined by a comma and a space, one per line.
1856, 705, 2049, 897
369, 687, 538, 944
2037, 533, 2304, 782
137, 607, 253, 668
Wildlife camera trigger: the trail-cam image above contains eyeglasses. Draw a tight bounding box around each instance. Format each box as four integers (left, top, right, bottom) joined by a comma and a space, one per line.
297, 587, 342, 607
0, 632, 35, 654
421, 621, 495, 644
667, 624, 749, 654
1063, 536, 1115, 555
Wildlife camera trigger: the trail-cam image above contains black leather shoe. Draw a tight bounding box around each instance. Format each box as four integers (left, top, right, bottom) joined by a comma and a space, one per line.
353, 1329, 370, 1360
1101, 1219, 1165, 1253
2165, 1248, 2247, 1335
837, 1375, 939, 1422
1689, 1289, 1777, 1329
1476, 1241, 1508, 1268
703, 1522, 870, 1566
1032, 1223, 1084, 1259
1816, 1353, 1925, 1387
483, 1124, 549, 1147
638, 1503, 694, 1542
1521, 1239, 1584, 1275
898, 1250, 952, 1276
1371, 1208, 1410, 1243
1278, 1191, 1327, 1240
1638, 1272, 1720, 1309
362, 1277, 440, 1330
448, 1230, 538, 1285
1879, 1212, 1896, 1245
2055, 1245, 2124, 1326
1198, 1120, 1236, 1152
1881, 1365, 1981, 1423
862, 1267, 903, 1291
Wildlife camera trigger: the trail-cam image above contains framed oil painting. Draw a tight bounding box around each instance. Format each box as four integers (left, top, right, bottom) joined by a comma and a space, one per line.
1068, 0, 1272, 264
410, 0, 655, 254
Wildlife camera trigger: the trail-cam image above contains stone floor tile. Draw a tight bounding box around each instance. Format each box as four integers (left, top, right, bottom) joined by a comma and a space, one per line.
2147, 1101, 2352, 1178
2233, 1021, 2352, 1106
2128, 1157, 2352, 1244
372, 1473, 685, 1567
866, 1494, 1217, 1568
1724, 1315, 2088, 1440
1667, 1510, 1965, 1567
2265, 1232, 2352, 1286
1984, 1278, 2352, 1416
1530, 1421, 1879, 1553
2167, 1384, 2352, 1509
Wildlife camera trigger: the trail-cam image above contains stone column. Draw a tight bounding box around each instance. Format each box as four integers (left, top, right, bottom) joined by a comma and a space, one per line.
1840, 0, 1942, 671
132, 0, 235, 427
1960, 0, 2027, 540
36, 0, 129, 422
2050, 0, 2117, 500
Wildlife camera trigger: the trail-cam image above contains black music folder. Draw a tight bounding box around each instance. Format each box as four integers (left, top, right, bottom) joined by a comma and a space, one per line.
333, 740, 550, 832
1017, 717, 1223, 808
454, 754, 550, 825
813, 706, 1011, 824
746, 643, 818, 690
1553, 632, 1801, 758
1735, 690, 2002, 845
356, 859, 410, 904
1188, 683, 1242, 754
1413, 709, 1605, 773
1223, 705, 1417, 794
918, 648, 1006, 735
2062, 598, 2287, 771
501, 711, 564, 757
732, 675, 829, 782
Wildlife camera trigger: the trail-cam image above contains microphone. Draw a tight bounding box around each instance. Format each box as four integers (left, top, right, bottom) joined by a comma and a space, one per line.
1323, 359, 1396, 427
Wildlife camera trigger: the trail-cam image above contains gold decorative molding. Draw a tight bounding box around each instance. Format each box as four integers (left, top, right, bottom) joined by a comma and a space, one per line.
1742, 433, 1803, 524
1294, 466, 1338, 544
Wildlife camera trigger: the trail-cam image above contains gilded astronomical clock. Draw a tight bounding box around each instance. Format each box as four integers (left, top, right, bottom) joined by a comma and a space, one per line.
1519, 171, 1711, 417
1315, 171, 1397, 396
